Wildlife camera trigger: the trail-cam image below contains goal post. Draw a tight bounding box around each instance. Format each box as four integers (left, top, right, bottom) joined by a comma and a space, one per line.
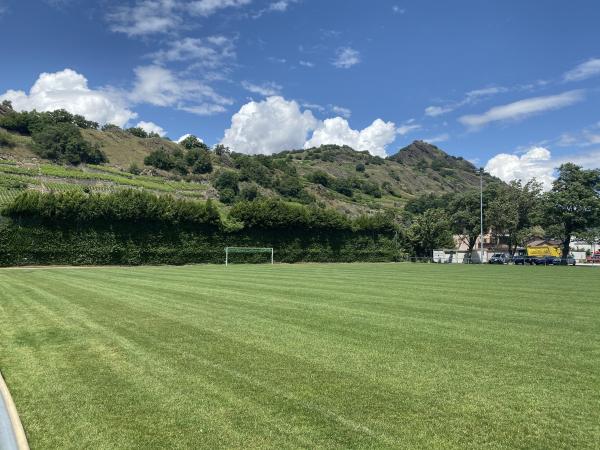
225, 247, 274, 266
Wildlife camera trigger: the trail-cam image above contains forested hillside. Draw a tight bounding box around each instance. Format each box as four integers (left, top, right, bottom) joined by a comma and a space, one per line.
0, 103, 494, 215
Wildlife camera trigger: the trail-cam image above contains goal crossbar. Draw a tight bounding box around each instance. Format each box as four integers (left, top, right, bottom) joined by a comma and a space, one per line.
225, 247, 273, 266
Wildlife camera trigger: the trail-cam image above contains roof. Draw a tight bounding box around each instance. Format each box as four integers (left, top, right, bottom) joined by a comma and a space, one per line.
526, 238, 562, 247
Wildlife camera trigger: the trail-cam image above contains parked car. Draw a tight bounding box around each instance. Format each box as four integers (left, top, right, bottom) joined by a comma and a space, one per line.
512, 255, 534, 265
489, 253, 510, 264
586, 253, 600, 263
553, 255, 577, 266
533, 256, 560, 265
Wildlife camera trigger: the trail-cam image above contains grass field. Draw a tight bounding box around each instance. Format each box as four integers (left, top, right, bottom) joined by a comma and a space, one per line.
0, 264, 599, 449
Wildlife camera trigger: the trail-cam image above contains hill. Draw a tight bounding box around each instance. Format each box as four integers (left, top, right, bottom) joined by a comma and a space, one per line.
0, 106, 495, 215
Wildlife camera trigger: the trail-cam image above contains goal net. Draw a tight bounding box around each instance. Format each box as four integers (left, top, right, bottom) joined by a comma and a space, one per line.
225, 247, 274, 266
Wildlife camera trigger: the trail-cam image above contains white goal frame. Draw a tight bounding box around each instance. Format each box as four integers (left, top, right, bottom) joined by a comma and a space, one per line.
225, 247, 274, 266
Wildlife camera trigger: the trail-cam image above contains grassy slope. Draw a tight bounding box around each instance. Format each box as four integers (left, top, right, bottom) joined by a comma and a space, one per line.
1, 122, 491, 214
0, 264, 598, 449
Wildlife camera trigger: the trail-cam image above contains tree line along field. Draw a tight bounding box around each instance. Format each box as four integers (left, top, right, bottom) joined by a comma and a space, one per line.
0, 263, 598, 449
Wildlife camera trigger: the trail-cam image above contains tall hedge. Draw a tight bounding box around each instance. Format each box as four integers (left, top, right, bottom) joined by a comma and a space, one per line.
0, 191, 404, 266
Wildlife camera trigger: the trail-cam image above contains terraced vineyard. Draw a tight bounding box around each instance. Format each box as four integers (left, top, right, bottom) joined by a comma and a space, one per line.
0, 161, 210, 204
0, 188, 20, 205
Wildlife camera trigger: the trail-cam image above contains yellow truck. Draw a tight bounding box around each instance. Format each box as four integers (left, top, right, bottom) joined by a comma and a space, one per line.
526, 245, 561, 258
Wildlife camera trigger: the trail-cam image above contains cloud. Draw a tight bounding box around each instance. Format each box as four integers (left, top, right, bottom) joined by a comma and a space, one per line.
150, 36, 235, 68
136, 121, 167, 137
459, 90, 585, 128
176, 133, 204, 143
425, 86, 508, 117
331, 105, 351, 118
422, 133, 449, 144
485, 146, 600, 190
221, 96, 318, 155
555, 122, 600, 147
333, 47, 360, 69
392, 6, 405, 14
187, 0, 252, 16
397, 120, 421, 135
241, 81, 282, 96
485, 147, 556, 190
267, 0, 294, 12
305, 117, 396, 158
563, 58, 600, 82
425, 105, 453, 117
299, 60, 315, 68
130, 65, 232, 115
221, 96, 397, 156
107, 0, 181, 36
0, 68, 136, 126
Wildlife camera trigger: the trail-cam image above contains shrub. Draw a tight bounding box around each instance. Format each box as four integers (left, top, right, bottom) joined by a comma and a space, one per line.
330, 178, 354, 197
144, 149, 175, 170
214, 171, 240, 194
101, 124, 122, 132
128, 163, 142, 175
31, 123, 107, 165
126, 127, 149, 138
306, 170, 331, 187
218, 187, 237, 204
360, 180, 382, 198
239, 185, 259, 201
188, 149, 213, 174
0, 130, 16, 148
0, 111, 33, 134
274, 175, 303, 199
355, 163, 366, 172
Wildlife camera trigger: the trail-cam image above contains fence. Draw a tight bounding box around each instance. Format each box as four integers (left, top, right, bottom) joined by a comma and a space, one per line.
400, 255, 591, 266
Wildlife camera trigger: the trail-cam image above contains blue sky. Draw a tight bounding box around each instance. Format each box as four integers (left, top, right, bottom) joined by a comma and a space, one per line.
0, 0, 599, 185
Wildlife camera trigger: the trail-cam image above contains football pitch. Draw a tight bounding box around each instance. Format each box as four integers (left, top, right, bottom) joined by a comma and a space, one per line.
0, 263, 599, 449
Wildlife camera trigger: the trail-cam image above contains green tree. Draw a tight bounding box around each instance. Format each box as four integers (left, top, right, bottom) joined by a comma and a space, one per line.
190, 150, 213, 174
447, 190, 487, 258
486, 180, 542, 255
144, 149, 174, 170
275, 175, 303, 198
214, 171, 240, 204
406, 208, 454, 257
179, 135, 209, 151
542, 163, 600, 260
31, 123, 107, 164
126, 127, 149, 138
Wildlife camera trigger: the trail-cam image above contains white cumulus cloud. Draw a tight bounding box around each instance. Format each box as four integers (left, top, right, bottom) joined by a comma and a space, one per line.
136, 121, 167, 137
459, 90, 585, 128
221, 96, 397, 156
485, 146, 555, 190
221, 96, 318, 155
0, 68, 137, 126
563, 58, 600, 82
305, 117, 396, 157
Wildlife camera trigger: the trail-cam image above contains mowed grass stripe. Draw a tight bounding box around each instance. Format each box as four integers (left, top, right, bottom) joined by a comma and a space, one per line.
0, 264, 599, 448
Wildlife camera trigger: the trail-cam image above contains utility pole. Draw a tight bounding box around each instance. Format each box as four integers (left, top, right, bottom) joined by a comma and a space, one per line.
480, 168, 484, 264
